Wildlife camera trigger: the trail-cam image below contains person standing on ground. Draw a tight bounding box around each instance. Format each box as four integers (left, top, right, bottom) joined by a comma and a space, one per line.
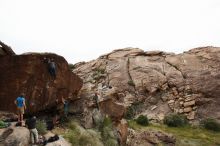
25, 116, 38, 145
14, 94, 26, 123
62, 97, 69, 117
51, 98, 60, 126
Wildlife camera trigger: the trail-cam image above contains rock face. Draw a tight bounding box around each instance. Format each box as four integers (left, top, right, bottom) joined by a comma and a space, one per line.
0, 41, 15, 56
0, 127, 30, 146
73, 47, 220, 122
99, 98, 125, 122
0, 42, 83, 114
126, 129, 176, 146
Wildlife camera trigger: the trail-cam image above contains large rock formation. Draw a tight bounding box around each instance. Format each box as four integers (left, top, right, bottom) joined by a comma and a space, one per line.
73, 47, 220, 123
0, 42, 83, 114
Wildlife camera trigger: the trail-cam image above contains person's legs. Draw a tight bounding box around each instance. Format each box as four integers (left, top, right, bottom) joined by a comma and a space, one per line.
20, 114, 23, 122
20, 107, 24, 122
52, 114, 58, 125
33, 128, 39, 144
18, 114, 21, 122
48, 67, 52, 75
51, 68, 56, 79
17, 108, 21, 122
30, 130, 34, 144
64, 107, 68, 117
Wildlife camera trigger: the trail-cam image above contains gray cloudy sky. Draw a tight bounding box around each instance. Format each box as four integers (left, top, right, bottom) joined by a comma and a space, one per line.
0, 0, 220, 63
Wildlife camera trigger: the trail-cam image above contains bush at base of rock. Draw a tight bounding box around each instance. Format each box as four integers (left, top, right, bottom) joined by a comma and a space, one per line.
64, 121, 97, 146
200, 118, 220, 132
136, 115, 149, 126
164, 114, 188, 127
68, 63, 75, 70
105, 138, 118, 146
100, 117, 119, 146
124, 106, 135, 120
124, 102, 144, 120
36, 120, 47, 135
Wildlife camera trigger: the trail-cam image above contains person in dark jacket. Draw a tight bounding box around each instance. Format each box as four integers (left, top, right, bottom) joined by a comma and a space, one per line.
62, 97, 69, 117
93, 92, 100, 110
48, 58, 56, 79
25, 116, 38, 144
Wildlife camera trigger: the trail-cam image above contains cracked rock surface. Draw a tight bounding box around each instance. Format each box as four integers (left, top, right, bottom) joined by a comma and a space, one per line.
73, 47, 220, 124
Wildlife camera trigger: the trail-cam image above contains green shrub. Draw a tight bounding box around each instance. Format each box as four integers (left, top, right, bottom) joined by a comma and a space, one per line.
200, 118, 220, 132
64, 121, 96, 146
103, 117, 112, 128
36, 120, 47, 134
78, 134, 95, 146
124, 102, 144, 120
105, 138, 118, 146
124, 106, 135, 120
99, 117, 119, 146
64, 130, 79, 146
136, 115, 149, 126
127, 80, 135, 86
164, 114, 188, 127
68, 64, 75, 70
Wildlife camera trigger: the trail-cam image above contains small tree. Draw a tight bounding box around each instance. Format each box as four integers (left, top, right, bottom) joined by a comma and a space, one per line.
36, 120, 47, 134
164, 114, 188, 127
124, 106, 135, 120
136, 115, 149, 126
200, 118, 220, 132
68, 64, 75, 70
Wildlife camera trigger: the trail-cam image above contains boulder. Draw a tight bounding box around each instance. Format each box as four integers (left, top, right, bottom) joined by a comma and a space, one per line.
183, 107, 192, 113
0, 44, 83, 114
99, 98, 125, 122
127, 130, 176, 146
0, 41, 15, 56
3, 127, 30, 146
183, 101, 195, 107
187, 111, 196, 120
116, 119, 128, 146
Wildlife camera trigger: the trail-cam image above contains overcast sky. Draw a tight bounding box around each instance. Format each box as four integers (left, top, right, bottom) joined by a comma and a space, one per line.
0, 0, 220, 63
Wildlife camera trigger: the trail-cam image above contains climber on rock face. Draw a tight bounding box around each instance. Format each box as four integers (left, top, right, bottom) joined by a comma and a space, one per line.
14, 94, 26, 124
48, 58, 56, 79
93, 92, 100, 110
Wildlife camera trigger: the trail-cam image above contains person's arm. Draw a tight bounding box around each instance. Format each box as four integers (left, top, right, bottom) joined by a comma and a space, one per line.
23, 99, 26, 110
61, 97, 65, 104
14, 100, 17, 105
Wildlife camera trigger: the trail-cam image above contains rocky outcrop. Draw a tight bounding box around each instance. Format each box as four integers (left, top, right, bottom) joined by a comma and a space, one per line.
0, 127, 30, 146
127, 129, 176, 146
116, 119, 128, 146
73, 47, 220, 122
99, 98, 125, 122
0, 42, 83, 114
0, 41, 15, 56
